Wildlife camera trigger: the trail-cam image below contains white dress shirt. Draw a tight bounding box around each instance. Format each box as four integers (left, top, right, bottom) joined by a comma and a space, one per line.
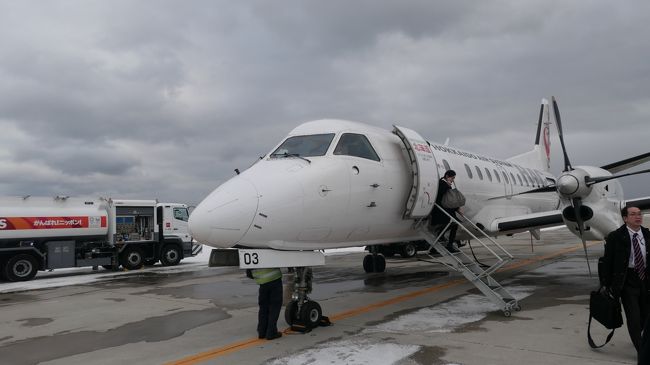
627, 227, 646, 269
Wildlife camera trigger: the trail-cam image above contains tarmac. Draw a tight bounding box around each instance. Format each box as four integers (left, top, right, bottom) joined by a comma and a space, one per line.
0, 228, 639, 365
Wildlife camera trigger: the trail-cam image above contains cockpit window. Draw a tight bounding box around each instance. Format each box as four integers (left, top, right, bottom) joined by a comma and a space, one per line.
333, 133, 380, 161
270, 133, 335, 158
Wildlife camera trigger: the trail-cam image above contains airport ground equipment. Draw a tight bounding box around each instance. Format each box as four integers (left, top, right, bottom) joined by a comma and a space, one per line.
0, 196, 201, 281
421, 206, 519, 316
392, 125, 518, 316
366, 240, 429, 258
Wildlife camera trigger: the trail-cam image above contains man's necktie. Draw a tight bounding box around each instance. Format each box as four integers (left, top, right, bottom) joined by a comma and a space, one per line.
632, 233, 646, 280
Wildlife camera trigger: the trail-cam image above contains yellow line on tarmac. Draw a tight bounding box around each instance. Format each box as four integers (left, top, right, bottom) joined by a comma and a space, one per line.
165, 242, 598, 365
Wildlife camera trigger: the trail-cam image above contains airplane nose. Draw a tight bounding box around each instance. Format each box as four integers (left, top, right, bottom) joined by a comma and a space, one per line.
188, 178, 259, 248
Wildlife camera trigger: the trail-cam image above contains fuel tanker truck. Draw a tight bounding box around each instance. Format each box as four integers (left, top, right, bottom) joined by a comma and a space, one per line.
0, 196, 202, 282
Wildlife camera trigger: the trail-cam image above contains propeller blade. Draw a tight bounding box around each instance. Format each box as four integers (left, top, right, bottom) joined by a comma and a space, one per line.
586, 168, 650, 186
572, 197, 592, 276
600, 152, 650, 174
487, 185, 556, 200
552, 96, 572, 172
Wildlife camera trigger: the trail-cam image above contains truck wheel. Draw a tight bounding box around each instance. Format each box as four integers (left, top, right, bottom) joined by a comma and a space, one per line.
160, 245, 182, 266
120, 247, 144, 270
4, 254, 38, 282
0, 260, 6, 281
400, 243, 417, 258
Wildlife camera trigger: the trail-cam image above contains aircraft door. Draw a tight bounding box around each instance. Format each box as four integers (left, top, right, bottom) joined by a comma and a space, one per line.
392, 125, 438, 219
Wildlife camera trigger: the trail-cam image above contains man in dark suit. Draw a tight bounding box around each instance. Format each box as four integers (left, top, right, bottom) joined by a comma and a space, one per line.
429, 170, 461, 254
602, 206, 649, 353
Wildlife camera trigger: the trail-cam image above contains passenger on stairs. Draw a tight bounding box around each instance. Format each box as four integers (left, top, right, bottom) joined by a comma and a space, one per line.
429, 170, 463, 254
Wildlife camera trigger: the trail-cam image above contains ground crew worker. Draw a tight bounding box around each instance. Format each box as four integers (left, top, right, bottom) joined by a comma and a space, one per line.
247, 268, 283, 340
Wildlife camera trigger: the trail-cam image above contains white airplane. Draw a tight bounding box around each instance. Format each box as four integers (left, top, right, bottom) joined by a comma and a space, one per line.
189, 97, 650, 326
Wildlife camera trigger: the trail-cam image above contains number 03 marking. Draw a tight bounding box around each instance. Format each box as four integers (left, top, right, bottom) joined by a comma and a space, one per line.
243, 252, 259, 265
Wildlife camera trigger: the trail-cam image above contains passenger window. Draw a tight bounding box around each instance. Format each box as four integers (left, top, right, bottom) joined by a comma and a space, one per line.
528, 169, 540, 187
533, 170, 544, 188
271, 133, 335, 157
475, 166, 483, 180
442, 159, 451, 172
333, 133, 380, 161
484, 168, 492, 182
464, 164, 473, 179
494, 169, 501, 183
520, 170, 530, 186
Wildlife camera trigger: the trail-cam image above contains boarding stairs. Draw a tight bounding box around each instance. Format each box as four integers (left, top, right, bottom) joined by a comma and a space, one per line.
419, 204, 520, 316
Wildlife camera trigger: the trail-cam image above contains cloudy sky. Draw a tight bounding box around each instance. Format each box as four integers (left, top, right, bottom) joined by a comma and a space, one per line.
1, 1, 648, 205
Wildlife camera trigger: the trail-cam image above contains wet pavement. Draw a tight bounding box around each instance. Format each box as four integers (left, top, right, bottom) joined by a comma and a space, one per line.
0, 229, 638, 365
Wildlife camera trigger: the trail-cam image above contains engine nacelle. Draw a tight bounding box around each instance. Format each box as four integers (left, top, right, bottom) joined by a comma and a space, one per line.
559, 166, 624, 240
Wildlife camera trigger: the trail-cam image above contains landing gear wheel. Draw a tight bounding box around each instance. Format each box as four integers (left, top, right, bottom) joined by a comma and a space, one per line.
375, 255, 386, 272
120, 247, 144, 270
363, 254, 386, 273
503, 310, 512, 317
285, 300, 299, 326
400, 243, 417, 258
363, 255, 373, 273
299, 300, 322, 329
160, 245, 182, 266
4, 254, 38, 282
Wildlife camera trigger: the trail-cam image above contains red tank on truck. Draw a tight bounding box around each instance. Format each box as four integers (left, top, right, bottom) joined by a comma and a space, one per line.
0, 196, 202, 281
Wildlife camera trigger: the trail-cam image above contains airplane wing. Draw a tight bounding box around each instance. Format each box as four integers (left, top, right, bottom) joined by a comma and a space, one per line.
600, 152, 650, 173
489, 210, 564, 235
625, 197, 650, 212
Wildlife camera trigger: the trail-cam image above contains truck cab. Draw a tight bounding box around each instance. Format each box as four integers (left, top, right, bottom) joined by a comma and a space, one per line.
157, 203, 202, 259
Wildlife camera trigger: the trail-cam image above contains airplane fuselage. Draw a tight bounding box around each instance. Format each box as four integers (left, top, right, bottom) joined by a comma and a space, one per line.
190, 119, 578, 251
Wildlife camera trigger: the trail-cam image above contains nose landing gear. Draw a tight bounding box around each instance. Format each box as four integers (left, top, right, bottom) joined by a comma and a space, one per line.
284, 267, 330, 331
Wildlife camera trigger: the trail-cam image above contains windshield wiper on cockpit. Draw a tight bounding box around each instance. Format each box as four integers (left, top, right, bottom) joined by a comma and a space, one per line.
270, 152, 311, 164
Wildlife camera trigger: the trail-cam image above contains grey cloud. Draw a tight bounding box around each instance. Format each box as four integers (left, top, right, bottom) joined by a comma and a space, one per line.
14, 143, 140, 176
0, 0, 648, 204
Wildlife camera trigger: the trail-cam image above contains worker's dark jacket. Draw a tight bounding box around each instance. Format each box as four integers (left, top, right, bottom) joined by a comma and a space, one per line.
602, 224, 650, 297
